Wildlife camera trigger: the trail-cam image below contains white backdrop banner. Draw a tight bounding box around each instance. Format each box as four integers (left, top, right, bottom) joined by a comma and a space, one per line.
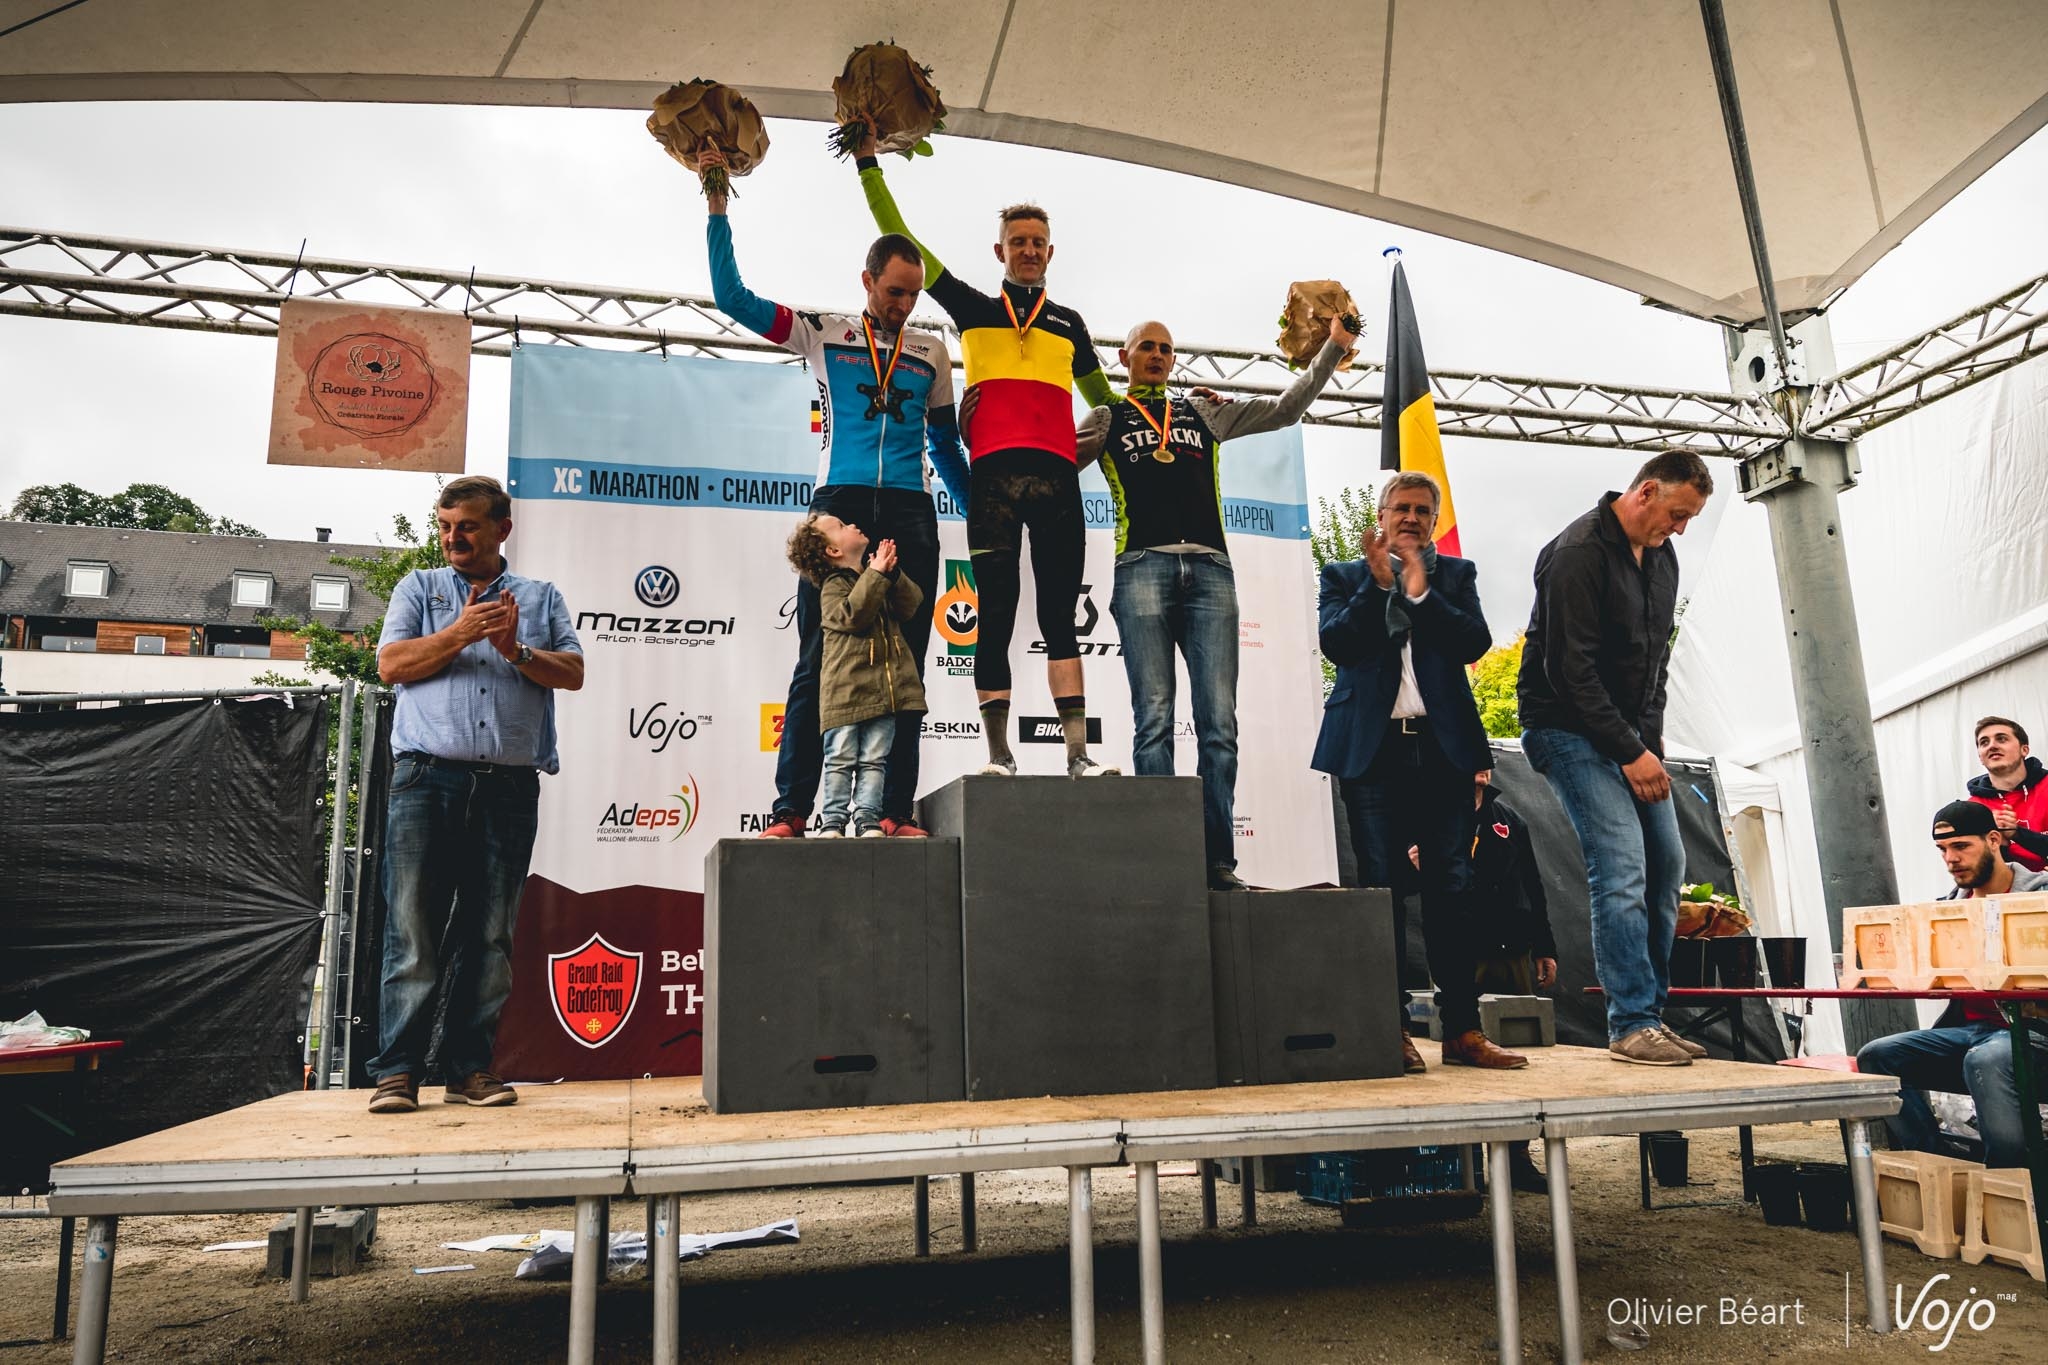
494, 346, 1334, 1078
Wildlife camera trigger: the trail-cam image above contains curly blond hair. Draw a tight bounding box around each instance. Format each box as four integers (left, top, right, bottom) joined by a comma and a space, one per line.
786, 516, 835, 585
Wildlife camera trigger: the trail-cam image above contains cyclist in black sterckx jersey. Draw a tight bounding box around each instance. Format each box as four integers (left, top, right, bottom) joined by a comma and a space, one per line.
1075, 314, 1355, 888
857, 139, 1121, 779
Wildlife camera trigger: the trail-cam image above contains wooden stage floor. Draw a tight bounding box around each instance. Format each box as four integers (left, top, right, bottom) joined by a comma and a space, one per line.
49, 1043, 1900, 1365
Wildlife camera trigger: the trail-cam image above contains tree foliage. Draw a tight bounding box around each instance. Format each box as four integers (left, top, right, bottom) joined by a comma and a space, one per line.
1470, 634, 1525, 739
7, 481, 263, 536
260, 512, 446, 683
1308, 487, 1379, 694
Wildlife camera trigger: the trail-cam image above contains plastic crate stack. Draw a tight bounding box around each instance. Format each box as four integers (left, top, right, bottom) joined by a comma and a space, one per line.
1298, 1146, 1466, 1205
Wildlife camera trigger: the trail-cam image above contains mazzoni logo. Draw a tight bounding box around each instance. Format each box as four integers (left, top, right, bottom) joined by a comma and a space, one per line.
1031, 585, 1119, 656
635, 564, 680, 609
577, 567, 733, 647
548, 932, 643, 1049
1019, 716, 1103, 744
934, 559, 978, 677
628, 702, 702, 754
596, 777, 703, 842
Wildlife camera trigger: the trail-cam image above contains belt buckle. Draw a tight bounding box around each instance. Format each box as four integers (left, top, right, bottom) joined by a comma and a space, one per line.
1398, 717, 1422, 736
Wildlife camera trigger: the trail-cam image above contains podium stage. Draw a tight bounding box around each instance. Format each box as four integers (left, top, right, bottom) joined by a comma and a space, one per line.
50, 1043, 1899, 1365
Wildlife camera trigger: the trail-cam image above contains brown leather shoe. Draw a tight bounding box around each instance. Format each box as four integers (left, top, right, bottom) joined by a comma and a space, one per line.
1400, 1034, 1427, 1074
1442, 1029, 1530, 1070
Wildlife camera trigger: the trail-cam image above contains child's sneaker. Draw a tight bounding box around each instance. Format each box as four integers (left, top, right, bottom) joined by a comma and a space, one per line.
1067, 755, 1121, 778
977, 757, 1018, 776
813, 825, 846, 839
856, 826, 887, 838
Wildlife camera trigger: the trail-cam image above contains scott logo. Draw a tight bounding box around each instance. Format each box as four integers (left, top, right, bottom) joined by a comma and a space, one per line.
635, 565, 680, 609
548, 932, 643, 1049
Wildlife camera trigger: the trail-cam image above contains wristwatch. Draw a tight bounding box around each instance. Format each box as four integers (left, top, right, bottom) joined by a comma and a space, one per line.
513, 643, 534, 667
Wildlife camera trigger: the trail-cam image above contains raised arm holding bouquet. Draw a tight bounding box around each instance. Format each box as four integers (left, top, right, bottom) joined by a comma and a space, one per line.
829, 41, 947, 160
1277, 280, 1363, 371
647, 77, 769, 199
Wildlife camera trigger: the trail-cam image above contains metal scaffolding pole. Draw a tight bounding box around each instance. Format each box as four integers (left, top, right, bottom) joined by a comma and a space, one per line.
1699, 3, 1918, 1051
313, 678, 358, 1090
1736, 429, 1916, 1047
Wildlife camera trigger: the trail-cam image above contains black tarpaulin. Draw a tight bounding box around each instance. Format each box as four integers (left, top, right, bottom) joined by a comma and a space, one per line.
0, 696, 329, 1187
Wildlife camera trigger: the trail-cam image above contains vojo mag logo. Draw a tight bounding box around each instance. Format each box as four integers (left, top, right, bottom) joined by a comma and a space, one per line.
934, 559, 978, 677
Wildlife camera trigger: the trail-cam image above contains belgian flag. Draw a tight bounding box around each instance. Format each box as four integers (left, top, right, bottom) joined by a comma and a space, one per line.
1380, 260, 1461, 557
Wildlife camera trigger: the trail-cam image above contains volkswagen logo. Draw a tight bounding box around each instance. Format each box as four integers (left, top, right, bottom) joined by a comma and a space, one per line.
634, 565, 680, 609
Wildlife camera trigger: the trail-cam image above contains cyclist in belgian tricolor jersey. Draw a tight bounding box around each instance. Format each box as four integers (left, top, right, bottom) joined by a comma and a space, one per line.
856, 142, 1120, 779
702, 152, 967, 838
1075, 316, 1355, 888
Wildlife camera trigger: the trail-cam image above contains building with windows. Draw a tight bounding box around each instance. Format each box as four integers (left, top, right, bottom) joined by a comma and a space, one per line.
0, 521, 390, 695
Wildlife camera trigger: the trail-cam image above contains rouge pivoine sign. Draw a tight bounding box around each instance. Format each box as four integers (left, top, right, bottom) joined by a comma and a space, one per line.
268, 297, 469, 471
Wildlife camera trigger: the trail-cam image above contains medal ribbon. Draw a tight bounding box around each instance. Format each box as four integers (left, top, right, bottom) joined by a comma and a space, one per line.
1003, 289, 1048, 353
1124, 393, 1174, 456
862, 315, 907, 407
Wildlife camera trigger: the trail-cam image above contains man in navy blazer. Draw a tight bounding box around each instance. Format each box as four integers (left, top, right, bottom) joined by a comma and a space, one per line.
1313, 472, 1528, 1072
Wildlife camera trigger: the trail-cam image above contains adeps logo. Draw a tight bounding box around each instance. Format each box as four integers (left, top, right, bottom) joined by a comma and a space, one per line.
935, 559, 978, 677
595, 777, 704, 843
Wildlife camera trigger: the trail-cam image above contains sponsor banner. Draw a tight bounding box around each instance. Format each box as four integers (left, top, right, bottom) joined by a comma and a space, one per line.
499, 346, 1331, 1077
268, 298, 468, 470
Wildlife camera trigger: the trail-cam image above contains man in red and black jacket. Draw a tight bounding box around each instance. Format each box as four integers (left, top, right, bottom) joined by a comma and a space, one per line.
1967, 715, 2048, 870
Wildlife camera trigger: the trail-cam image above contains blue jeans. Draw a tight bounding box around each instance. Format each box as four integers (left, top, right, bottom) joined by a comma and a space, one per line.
1340, 727, 1482, 1035
1522, 726, 1685, 1042
774, 488, 937, 825
1111, 549, 1239, 869
368, 754, 540, 1082
1857, 1022, 2048, 1168
819, 715, 896, 834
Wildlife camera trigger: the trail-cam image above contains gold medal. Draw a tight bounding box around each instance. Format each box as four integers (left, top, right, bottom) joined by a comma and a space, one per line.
1125, 394, 1175, 463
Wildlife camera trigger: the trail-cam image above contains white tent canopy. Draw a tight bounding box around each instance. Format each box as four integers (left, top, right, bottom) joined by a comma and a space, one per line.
4, 0, 2046, 324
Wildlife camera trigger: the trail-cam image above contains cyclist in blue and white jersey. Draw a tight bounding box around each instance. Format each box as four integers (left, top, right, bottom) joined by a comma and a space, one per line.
702, 152, 966, 838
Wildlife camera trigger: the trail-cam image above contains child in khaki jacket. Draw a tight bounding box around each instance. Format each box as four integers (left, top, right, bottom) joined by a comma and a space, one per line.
785, 513, 929, 837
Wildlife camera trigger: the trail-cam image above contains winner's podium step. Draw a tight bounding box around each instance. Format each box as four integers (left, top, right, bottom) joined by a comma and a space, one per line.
923, 775, 1217, 1100
705, 838, 964, 1113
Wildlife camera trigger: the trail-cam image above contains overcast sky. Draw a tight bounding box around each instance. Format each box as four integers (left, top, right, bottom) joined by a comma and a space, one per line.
3, 102, 2045, 642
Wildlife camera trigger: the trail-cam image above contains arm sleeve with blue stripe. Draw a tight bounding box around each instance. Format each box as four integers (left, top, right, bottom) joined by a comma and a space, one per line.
706, 213, 782, 338
924, 404, 970, 509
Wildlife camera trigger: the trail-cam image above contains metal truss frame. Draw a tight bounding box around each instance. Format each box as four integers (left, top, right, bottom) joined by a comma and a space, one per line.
4, 226, 2042, 458
1800, 268, 2048, 441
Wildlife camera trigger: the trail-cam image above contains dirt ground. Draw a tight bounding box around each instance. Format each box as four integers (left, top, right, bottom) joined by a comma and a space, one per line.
2, 1124, 2042, 1363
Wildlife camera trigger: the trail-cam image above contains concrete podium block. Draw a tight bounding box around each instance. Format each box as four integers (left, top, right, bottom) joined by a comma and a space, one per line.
1209, 887, 1403, 1086
267, 1207, 376, 1278
1427, 993, 1556, 1047
921, 776, 1216, 1100
703, 838, 963, 1113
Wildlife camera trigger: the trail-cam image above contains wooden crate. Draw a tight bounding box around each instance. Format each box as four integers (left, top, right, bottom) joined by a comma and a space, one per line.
1874, 1150, 1977, 1259
1973, 891, 2048, 990
1842, 904, 1922, 990
1962, 1167, 2045, 1282
1910, 901, 1985, 990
